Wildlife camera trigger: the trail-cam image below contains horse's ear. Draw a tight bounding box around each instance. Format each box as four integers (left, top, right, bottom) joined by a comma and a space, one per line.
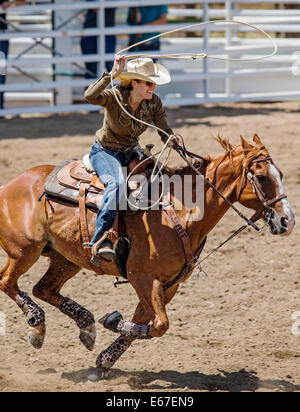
240, 135, 252, 151
253, 134, 263, 146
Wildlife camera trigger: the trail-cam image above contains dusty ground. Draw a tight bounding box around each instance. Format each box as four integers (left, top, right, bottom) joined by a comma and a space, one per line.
0, 101, 299, 392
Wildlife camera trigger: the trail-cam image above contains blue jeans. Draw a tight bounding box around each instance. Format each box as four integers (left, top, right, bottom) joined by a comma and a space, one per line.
0, 39, 9, 110
80, 33, 116, 77
89, 142, 128, 245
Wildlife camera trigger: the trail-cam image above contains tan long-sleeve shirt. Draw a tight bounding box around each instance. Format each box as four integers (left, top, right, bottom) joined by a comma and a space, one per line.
84, 72, 173, 150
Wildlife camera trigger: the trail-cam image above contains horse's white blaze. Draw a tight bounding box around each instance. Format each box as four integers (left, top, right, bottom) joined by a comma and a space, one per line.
269, 164, 295, 235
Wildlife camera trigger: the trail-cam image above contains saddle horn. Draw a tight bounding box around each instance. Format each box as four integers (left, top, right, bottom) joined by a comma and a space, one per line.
145, 144, 154, 157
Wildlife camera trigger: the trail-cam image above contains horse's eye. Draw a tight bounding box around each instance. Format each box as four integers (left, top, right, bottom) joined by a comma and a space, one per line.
256, 175, 267, 183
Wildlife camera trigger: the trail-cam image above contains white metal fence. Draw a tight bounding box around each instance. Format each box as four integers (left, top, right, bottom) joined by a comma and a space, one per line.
0, 0, 300, 117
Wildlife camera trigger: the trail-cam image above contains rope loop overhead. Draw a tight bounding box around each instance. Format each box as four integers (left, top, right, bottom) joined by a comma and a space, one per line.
109, 19, 278, 200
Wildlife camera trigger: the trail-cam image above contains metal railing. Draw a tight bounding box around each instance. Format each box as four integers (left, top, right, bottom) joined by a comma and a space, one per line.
0, 0, 300, 117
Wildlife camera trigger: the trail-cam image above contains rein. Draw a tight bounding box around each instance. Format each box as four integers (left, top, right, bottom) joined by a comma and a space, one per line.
111, 19, 278, 181
173, 146, 287, 276
174, 145, 272, 232
114, 145, 287, 289
111, 20, 279, 287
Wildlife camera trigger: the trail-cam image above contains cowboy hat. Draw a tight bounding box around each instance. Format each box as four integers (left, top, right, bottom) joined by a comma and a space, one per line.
115, 58, 171, 86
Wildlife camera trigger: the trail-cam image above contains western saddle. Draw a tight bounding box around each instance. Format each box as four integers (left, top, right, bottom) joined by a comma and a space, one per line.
43, 144, 198, 280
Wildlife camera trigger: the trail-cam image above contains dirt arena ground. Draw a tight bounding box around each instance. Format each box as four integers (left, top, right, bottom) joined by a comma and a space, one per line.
0, 101, 299, 392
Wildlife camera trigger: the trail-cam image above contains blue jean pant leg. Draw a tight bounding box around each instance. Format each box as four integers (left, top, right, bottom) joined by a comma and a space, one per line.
89, 144, 126, 245
80, 35, 116, 77
80, 36, 97, 79
0, 40, 9, 110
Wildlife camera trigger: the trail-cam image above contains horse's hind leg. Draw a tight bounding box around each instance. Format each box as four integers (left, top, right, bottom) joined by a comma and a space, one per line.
32, 249, 96, 351
0, 254, 47, 349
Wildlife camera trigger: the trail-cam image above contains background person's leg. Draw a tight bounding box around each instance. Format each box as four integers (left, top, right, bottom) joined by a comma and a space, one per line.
0, 40, 9, 110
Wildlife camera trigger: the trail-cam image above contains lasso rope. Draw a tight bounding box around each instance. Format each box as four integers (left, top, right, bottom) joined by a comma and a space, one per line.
118, 19, 278, 62
110, 19, 278, 208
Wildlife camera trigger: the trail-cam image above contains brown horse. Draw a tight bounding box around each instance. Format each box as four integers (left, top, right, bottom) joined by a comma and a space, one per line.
0, 134, 295, 377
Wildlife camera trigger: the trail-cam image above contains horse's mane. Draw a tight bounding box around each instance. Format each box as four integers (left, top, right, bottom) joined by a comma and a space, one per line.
166, 134, 270, 177
165, 160, 206, 176
211, 135, 270, 176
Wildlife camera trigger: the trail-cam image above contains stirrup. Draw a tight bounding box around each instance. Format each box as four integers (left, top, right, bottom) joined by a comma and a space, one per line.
97, 242, 117, 262
91, 233, 117, 263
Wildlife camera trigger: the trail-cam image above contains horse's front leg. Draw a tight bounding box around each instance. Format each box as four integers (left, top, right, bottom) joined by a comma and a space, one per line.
102, 276, 171, 338
126, 276, 172, 338
87, 302, 152, 381
91, 280, 179, 379
95, 302, 152, 372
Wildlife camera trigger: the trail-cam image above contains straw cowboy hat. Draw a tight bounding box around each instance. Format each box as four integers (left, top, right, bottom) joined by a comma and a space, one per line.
115, 58, 171, 86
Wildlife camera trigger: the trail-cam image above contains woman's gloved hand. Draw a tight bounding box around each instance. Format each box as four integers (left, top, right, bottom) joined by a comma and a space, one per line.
168, 134, 180, 148
111, 55, 126, 79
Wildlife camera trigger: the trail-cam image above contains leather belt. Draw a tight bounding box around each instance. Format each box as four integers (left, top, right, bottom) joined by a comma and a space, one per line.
97, 141, 136, 154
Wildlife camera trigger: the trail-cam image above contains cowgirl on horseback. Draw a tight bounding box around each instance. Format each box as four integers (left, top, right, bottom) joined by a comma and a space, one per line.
84, 55, 179, 263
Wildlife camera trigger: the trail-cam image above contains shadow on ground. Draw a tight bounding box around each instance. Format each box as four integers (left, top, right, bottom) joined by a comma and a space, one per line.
1, 103, 299, 140
60, 367, 300, 392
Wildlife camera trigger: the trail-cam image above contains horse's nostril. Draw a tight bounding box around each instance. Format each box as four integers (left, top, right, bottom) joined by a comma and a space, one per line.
280, 217, 288, 228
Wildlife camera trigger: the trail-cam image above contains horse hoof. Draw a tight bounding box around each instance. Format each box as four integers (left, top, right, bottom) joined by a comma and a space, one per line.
79, 323, 96, 351
87, 367, 110, 382
28, 332, 44, 349
28, 324, 45, 349
99, 311, 123, 333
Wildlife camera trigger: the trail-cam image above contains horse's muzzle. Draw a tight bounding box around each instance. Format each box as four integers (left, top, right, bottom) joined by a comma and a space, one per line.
269, 206, 295, 236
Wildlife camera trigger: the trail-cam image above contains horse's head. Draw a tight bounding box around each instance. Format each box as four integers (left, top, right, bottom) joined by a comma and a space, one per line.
236, 134, 295, 236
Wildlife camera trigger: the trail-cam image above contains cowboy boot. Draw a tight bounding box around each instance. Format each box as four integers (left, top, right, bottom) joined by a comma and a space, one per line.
96, 239, 117, 262
91, 238, 117, 265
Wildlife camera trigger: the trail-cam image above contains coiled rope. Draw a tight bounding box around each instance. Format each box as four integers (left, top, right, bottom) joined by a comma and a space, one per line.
109, 19, 277, 208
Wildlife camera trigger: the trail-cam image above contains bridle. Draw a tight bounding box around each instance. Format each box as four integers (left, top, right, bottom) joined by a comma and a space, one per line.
171, 145, 288, 273
175, 145, 287, 232
114, 144, 288, 288
237, 157, 287, 228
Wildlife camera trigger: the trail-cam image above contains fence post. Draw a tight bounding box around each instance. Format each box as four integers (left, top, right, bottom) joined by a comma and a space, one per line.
53, 0, 73, 106
202, 0, 209, 100
98, 0, 106, 76
225, 0, 233, 99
